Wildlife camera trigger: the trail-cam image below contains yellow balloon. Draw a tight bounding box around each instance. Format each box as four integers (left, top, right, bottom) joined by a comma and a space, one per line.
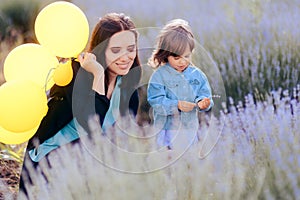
3, 43, 58, 90
35, 1, 89, 58
0, 80, 48, 133
0, 125, 39, 145
53, 60, 73, 86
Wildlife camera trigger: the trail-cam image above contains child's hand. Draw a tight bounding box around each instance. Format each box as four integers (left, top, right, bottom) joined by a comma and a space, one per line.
197, 98, 210, 110
178, 101, 196, 112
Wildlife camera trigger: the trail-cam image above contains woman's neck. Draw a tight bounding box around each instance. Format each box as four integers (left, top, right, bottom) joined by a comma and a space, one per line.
106, 71, 118, 99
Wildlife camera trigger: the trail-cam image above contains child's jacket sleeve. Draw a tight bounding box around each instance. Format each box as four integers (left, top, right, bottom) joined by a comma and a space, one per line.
194, 70, 214, 112
147, 72, 179, 116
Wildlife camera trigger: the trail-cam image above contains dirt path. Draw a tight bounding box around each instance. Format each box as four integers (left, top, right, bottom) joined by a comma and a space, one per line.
0, 159, 21, 200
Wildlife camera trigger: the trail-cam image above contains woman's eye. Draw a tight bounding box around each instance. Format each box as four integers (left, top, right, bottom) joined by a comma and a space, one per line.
127, 45, 135, 52
111, 47, 121, 54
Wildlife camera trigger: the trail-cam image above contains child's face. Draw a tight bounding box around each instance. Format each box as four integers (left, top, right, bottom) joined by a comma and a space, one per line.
167, 46, 192, 72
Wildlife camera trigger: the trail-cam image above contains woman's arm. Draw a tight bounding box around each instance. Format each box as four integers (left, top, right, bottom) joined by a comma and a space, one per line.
28, 58, 107, 149
27, 61, 79, 150
77, 52, 105, 95
71, 61, 109, 133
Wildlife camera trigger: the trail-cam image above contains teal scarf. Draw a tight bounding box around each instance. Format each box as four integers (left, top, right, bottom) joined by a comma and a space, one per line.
28, 118, 83, 162
102, 75, 122, 132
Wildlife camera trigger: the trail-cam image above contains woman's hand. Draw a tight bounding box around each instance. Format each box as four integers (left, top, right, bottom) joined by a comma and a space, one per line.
197, 98, 210, 110
77, 52, 104, 76
77, 52, 105, 95
178, 100, 196, 112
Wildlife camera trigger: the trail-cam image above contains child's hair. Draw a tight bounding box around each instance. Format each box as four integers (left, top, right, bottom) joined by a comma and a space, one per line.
149, 19, 195, 68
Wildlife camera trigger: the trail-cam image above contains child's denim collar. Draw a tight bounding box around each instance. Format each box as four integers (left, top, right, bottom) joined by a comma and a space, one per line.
165, 63, 190, 75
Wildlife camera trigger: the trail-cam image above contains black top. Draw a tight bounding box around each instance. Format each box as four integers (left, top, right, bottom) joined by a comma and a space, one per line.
27, 60, 140, 150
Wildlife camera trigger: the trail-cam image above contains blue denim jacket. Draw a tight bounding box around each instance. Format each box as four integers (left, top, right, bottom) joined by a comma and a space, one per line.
147, 63, 213, 130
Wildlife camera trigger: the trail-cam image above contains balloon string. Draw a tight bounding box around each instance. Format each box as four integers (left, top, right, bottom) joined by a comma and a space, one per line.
44, 67, 56, 93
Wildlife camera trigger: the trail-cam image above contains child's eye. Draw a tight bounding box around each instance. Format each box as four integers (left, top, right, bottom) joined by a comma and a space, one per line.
127, 45, 136, 52
111, 47, 121, 54
174, 57, 180, 60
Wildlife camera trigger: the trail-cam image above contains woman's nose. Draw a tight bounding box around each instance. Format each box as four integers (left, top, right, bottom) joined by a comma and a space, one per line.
119, 51, 134, 61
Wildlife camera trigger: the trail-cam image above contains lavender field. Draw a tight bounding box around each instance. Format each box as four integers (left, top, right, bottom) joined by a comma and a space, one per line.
0, 0, 299, 199
18, 90, 300, 200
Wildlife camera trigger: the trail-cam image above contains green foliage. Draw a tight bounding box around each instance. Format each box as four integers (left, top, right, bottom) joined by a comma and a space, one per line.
0, 142, 26, 163
0, 14, 8, 40
0, 0, 40, 42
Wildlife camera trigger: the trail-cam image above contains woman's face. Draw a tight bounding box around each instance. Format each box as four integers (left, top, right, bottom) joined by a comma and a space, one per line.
105, 30, 137, 77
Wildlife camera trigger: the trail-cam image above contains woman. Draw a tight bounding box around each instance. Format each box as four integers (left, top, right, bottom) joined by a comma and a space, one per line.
19, 12, 141, 195
28, 12, 141, 153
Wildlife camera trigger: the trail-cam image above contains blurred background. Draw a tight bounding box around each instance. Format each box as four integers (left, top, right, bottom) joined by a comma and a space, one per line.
1, 0, 299, 101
